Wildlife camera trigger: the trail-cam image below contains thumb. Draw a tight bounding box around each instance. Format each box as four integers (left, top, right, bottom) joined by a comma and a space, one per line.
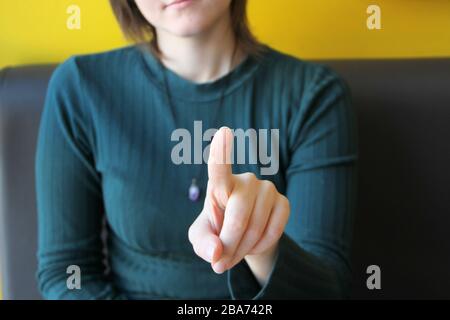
208, 126, 234, 190
188, 212, 224, 264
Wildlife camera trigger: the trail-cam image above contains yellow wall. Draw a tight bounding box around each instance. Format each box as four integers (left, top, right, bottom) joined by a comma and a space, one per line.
1, 0, 450, 68
0, 0, 449, 300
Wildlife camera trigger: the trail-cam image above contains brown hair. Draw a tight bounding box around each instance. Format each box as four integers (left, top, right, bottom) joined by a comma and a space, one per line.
109, 0, 264, 56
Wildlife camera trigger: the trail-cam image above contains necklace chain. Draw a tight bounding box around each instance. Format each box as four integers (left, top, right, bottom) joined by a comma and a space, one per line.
158, 43, 239, 202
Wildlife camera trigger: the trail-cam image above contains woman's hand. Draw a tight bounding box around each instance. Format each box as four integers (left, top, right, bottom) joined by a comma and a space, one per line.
188, 127, 290, 284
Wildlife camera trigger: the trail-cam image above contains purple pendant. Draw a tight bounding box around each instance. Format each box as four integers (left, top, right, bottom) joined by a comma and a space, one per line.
189, 179, 201, 202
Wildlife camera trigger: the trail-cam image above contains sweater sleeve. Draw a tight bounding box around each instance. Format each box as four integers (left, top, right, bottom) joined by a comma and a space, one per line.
35, 58, 125, 299
228, 66, 358, 299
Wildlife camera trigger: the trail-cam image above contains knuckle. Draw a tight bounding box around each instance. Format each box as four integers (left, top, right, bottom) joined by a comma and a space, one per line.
188, 216, 203, 244
279, 194, 290, 211
228, 216, 246, 233
208, 184, 217, 195
209, 185, 221, 198
188, 225, 195, 244
261, 179, 276, 193
267, 225, 283, 241
242, 172, 257, 184
246, 227, 262, 242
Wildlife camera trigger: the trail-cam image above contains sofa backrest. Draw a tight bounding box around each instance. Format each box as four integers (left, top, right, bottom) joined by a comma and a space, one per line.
1, 59, 449, 299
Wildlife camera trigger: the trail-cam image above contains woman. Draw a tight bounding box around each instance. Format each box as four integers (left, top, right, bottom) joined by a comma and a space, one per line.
36, 0, 358, 299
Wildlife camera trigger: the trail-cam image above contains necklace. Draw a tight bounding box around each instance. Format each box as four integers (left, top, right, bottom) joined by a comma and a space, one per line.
159, 43, 239, 202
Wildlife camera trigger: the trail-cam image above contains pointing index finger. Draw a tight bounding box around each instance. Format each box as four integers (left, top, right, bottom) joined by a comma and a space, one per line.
208, 126, 234, 185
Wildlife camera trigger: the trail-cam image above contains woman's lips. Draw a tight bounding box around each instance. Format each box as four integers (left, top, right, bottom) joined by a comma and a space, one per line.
165, 0, 193, 9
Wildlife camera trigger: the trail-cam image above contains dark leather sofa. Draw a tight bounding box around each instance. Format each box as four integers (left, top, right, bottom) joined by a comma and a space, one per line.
1, 59, 449, 299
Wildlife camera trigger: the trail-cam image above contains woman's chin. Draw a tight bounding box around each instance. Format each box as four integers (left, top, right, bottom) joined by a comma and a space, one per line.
165, 24, 212, 38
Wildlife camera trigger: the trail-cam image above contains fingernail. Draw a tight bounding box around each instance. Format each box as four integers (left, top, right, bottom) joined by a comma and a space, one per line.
212, 261, 226, 274
207, 243, 216, 262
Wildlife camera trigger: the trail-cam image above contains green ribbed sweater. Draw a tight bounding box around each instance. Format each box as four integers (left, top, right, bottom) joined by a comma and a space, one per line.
35, 45, 358, 299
